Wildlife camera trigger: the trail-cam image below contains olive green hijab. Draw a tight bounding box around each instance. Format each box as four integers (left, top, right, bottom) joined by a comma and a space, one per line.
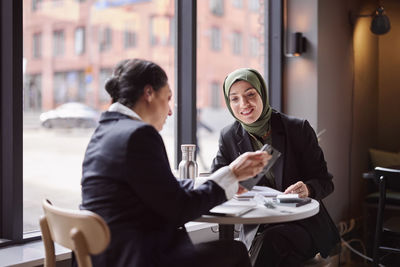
223, 68, 272, 139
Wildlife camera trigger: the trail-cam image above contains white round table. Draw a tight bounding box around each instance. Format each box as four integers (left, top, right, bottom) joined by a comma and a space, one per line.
196, 199, 319, 224
194, 198, 320, 239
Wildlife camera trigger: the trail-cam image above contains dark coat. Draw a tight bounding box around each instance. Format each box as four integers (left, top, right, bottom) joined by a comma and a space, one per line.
80, 112, 227, 267
211, 111, 340, 257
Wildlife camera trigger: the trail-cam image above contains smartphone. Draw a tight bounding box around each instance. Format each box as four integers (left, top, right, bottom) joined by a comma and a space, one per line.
239, 144, 281, 190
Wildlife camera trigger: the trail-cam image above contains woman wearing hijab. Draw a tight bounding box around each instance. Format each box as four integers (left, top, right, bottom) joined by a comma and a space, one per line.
79, 60, 271, 267
211, 68, 340, 267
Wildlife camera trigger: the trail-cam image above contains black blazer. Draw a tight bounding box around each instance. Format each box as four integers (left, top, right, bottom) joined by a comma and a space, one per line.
80, 112, 227, 267
211, 111, 340, 257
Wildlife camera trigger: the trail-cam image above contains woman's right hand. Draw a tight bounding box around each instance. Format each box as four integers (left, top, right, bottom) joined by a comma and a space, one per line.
229, 151, 271, 181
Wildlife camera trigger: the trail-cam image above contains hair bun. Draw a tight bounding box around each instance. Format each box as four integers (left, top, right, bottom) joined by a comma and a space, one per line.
105, 76, 119, 99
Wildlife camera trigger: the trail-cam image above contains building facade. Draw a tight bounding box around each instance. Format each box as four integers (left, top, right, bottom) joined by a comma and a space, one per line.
23, 0, 265, 111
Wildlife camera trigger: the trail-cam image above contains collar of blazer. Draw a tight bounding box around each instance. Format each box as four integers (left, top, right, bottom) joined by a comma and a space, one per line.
99, 111, 138, 122
233, 110, 286, 191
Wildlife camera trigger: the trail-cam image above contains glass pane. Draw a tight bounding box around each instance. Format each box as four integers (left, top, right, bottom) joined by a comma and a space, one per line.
23, 0, 176, 233
196, 0, 267, 172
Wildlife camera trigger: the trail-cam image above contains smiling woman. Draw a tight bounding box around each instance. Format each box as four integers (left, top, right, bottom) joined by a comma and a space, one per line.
211, 68, 340, 266
228, 80, 264, 125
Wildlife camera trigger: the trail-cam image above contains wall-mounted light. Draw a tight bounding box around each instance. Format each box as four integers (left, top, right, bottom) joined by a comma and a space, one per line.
350, 4, 391, 35
370, 6, 391, 35
288, 32, 307, 57
283, 0, 307, 57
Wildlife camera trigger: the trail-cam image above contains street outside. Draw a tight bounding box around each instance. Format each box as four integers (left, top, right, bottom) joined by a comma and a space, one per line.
23, 108, 234, 233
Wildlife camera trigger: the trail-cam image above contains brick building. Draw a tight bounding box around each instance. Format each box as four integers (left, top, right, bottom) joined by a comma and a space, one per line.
23, 0, 265, 112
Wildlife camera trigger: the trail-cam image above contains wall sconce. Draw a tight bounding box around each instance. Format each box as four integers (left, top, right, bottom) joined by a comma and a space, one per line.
287, 32, 307, 57
283, 0, 307, 57
351, 5, 391, 35
370, 6, 391, 35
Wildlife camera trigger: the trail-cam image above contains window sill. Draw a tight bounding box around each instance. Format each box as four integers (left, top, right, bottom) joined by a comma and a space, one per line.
0, 240, 70, 267
0, 222, 218, 267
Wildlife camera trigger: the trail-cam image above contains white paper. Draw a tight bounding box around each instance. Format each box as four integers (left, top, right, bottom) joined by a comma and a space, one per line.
235, 186, 282, 199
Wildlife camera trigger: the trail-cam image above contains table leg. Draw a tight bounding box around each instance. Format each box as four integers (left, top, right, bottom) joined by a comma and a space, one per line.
218, 224, 234, 240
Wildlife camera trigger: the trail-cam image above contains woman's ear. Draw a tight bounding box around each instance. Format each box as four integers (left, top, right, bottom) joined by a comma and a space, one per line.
143, 85, 154, 102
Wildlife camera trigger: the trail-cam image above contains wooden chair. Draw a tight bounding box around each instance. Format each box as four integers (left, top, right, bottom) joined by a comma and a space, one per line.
39, 199, 110, 267
372, 167, 400, 266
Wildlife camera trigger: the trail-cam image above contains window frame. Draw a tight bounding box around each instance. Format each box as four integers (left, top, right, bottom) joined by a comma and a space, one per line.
1, 0, 24, 245
210, 26, 222, 51
33, 32, 42, 59
124, 30, 137, 49
0, 0, 282, 245
74, 26, 86, 55
53, 29, 65, 57
209, 0, 224, 16
232, 31, 242, 55
99, 26, 112, 52
210, 81, 221, 108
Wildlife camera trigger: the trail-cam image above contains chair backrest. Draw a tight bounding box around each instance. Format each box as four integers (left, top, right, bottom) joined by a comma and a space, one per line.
372, 167, 400, 266
39, 199, 110, 267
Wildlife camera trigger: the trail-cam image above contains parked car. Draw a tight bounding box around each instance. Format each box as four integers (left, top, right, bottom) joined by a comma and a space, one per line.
40, 102, 100, 129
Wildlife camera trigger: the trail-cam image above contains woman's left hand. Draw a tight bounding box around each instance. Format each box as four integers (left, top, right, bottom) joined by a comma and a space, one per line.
236, 185, 248, 195
284, 181, 309, 198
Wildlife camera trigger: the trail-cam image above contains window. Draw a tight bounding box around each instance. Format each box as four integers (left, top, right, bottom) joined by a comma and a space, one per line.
13, 0, 177, 237
249, 36, 259, 57
52, 0, 64, 7
197, 0, 269, 172
232, 0, 243, 8
24, 74, 42, 112
53, 71, 86, 105
150, 16, 173, 46
124, 30, 137, 49
53, 30, 65, 56
210, 0, 224, 16
75, 27, 86, 55
99, 68, 113, 103
2, 0, 278, 245
232, 31, 242, 55
99, 27, 112, 52
33, 33, 42, 59
249, 0, 260, 12
210, 27, 222, 51
210, 82, 221, 108
32, 0, 43, 11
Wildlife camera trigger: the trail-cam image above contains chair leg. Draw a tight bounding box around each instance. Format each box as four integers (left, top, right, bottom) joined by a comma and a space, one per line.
39, 216, 56, 267
372, 176, 386, 267
71, 228, 92, 267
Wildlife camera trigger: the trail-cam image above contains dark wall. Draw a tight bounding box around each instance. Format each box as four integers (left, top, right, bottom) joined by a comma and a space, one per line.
317, 0, 356, 222
378, 0, 400, 152
284, 0, 399, 223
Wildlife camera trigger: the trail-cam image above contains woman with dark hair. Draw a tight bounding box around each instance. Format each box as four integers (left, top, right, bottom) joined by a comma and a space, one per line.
211, 68, 340, 267
79, 59, 271, 267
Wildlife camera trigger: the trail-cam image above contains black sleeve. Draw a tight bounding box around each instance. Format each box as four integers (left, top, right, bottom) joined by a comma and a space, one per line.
125, 125, 226, 225
211, 130, 232, 172
300, 120, 334, 200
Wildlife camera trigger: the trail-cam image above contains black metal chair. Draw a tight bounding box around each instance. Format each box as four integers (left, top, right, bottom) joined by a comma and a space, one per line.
372, 167, 400, 266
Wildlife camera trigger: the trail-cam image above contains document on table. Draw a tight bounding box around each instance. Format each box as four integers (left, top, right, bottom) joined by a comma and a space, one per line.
234, 186, 282, 199
208, 199, 257, 216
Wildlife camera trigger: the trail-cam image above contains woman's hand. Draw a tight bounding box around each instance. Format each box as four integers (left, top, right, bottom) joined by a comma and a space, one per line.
229, 151, 271, 181
284, 181, 309, 198
236, 185, 248, 195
